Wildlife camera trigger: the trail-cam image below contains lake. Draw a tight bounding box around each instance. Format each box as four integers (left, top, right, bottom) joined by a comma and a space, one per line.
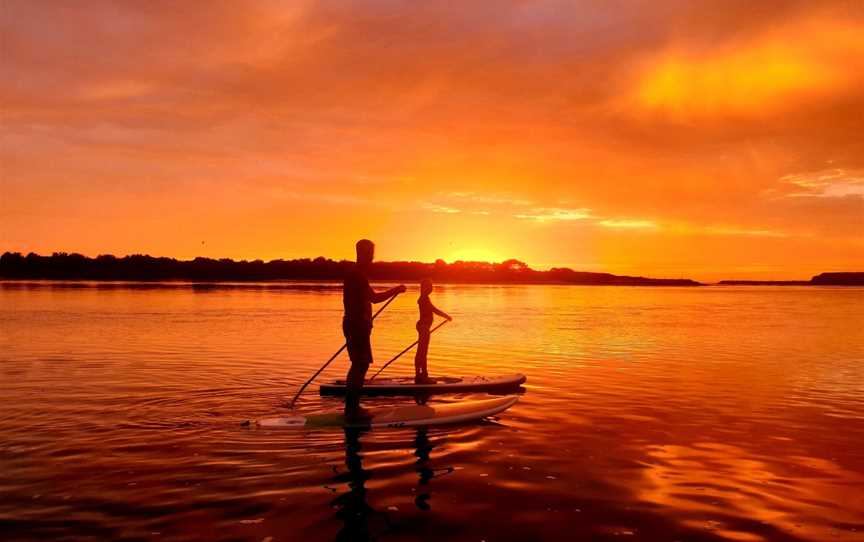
1, 282, 862, 541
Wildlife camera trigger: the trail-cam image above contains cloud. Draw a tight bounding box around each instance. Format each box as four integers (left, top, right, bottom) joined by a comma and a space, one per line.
277, 191, 375, 207
629, 11, 864, 118
706, 227, 790, 238
420, 192, 534, 217
779, 169, 864, 199
599, 219, 657, 229
515, 208, 593, 221
422, 204, 461, 214
442, 192, 534, 207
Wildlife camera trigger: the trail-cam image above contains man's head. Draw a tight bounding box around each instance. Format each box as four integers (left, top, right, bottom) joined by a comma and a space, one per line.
355, 239, 375, 267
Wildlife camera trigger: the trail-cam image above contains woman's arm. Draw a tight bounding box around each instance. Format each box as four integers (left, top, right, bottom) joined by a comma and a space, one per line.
431, 302, 452, 321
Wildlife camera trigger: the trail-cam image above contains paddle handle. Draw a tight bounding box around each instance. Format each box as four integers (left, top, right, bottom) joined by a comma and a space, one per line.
369, 319, 449, 381
288, 292, 400, 408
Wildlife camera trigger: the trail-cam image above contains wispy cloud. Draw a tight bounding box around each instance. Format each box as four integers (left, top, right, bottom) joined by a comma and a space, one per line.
779, 168, 864, 199
277, 191, 373, 207
599, 219, 657, 229
422, 203, 461, 214
421, 191, 533, 217
515, 207, 593, 221
425, 194, 659, 233
706, 227, 790, 238
443, 192, 534, 207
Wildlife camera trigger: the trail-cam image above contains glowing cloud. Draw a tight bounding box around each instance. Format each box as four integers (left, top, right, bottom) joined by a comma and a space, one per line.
515, 208, 593, 222
599, 219, 657, 229
707, 227, 790, 239
423, 204, 462, 214
633, 19, 864, 116
780, 169, 864, 199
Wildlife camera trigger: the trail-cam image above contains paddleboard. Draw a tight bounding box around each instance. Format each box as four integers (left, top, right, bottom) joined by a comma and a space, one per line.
319, 374, 526, 396
254, 395, 518, 429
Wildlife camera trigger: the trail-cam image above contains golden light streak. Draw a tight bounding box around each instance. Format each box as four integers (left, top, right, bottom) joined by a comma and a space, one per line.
634, 20, 864, 115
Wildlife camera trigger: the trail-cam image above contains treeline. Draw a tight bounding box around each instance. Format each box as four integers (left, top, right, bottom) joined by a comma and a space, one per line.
0, 252, 701, 286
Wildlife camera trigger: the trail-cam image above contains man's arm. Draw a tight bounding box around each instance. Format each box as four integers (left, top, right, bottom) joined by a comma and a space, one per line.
370, 284, 406, 303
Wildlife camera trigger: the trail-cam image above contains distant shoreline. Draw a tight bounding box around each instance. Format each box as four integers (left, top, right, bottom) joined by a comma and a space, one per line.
716, 273, 864, 286
2, 252, 862, 287
2, 279, 862, 290
0, 278, 697, 288
715, 280, 811, 286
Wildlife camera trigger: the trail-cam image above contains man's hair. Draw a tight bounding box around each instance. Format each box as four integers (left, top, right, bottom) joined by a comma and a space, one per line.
356, 239, 375, 261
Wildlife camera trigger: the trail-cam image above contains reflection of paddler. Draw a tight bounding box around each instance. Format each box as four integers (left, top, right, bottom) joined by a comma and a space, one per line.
414, 428, 434, 511
413, 427, 454, 511
331, 428, 390, 541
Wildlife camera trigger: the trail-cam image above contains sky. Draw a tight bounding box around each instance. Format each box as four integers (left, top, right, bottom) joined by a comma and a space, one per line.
1, 0, 863, 281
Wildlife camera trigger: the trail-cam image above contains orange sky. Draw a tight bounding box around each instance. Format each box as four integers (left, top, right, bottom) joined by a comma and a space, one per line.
1, 1, 862, 280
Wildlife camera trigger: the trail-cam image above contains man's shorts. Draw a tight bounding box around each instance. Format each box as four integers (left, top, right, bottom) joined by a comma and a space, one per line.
343, 322, 373, 366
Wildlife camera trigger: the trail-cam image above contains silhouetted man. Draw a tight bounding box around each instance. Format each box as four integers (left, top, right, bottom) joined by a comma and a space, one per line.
343, 239, 405, 418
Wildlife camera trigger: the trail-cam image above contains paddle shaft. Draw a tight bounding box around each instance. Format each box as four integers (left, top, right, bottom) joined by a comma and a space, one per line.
288, 292, 400, 408
370, 319, 449, 380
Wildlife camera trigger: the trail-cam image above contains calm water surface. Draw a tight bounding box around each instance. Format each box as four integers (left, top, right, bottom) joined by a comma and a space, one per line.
1, 282, 863, 541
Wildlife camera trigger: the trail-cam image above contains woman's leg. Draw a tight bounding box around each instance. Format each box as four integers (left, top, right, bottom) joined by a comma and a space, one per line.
415, 327, 430, 380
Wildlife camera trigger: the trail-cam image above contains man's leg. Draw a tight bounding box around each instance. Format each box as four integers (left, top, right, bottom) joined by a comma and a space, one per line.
345, 361, 369, 412
345, 329, 372, 415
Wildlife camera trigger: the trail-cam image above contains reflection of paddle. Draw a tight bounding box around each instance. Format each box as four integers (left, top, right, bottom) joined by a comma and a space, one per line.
288, 293, 400, 408
370, 319, 449, 381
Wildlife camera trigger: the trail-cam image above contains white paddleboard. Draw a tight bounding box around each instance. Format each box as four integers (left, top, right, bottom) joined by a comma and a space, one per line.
319, 374, 526, 396
255, 395, 518, 429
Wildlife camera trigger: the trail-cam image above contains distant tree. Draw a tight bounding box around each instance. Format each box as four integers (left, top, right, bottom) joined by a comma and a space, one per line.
500, 259, 528, 272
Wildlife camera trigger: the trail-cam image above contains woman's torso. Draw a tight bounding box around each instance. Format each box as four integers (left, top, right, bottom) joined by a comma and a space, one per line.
417, 295, 433, 327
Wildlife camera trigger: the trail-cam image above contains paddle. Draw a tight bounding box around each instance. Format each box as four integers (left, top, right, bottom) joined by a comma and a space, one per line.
369, 318, 450, 381
287, 292, 400, 408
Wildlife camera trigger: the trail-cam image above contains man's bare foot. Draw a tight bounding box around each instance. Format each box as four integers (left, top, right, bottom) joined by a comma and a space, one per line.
415, 375, 437, 385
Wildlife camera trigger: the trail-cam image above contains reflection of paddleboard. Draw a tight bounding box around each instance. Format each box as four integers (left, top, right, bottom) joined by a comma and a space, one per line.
319, 374, 527, 396
255, 396, 518, 429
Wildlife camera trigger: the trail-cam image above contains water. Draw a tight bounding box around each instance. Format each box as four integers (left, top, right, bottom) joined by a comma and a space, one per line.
1, 282, 863, 541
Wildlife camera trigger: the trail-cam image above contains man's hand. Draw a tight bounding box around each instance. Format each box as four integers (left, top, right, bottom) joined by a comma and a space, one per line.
372, 285, 407, 303
445, 315, 453, 322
